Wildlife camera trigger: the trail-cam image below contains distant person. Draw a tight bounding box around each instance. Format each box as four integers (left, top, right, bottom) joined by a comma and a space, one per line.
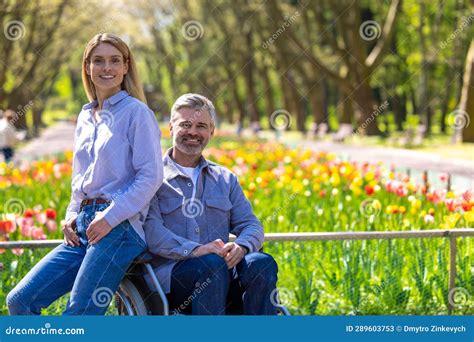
0, 109, 18, 162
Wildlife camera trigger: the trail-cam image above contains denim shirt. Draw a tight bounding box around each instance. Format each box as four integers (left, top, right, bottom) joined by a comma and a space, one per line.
66, 90, 163, 242
144, 148, 264, 293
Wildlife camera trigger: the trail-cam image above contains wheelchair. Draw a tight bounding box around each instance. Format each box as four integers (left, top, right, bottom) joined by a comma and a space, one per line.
113, 252, 290, 316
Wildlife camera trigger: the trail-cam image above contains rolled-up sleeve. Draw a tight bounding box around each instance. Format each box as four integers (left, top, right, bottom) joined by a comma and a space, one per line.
144, 195, 201, 259
103, 107, 163, 228
229, 174, 264, 253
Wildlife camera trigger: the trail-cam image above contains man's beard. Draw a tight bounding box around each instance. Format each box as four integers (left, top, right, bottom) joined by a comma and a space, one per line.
174, 135, 207, 155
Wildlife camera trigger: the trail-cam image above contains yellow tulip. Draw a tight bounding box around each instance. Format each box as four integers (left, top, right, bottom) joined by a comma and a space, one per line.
464, 210, 474, 223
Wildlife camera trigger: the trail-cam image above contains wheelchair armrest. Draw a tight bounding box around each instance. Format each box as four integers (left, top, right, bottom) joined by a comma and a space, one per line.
133, 252, 154, 265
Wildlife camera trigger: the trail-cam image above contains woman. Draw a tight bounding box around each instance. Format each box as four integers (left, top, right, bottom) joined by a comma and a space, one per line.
6, 33, 163, 315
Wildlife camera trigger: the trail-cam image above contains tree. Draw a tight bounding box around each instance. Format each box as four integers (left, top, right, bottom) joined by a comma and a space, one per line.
460, 39, 474, 142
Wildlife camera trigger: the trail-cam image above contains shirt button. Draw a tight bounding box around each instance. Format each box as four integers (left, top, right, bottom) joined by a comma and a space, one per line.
195, 227, 200, 233
187, 183, 192, 187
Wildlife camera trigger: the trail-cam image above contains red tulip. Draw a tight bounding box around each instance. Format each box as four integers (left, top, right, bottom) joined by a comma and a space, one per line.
24, 209, 34, 218
46, 208, 57, 220
444, 199, 458, 212
365, 185, 375, 196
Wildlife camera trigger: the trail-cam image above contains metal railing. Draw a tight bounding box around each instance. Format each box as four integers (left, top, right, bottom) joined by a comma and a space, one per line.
1, 228, 473, 312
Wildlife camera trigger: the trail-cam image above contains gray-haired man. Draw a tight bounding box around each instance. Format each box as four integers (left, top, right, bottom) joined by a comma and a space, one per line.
144, 93, 278, 315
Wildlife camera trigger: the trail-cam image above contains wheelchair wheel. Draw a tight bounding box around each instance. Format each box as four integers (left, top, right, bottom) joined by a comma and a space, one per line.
115, 278, 148, 315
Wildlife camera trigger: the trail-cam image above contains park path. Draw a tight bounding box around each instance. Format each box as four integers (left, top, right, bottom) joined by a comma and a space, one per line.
13, 121, 473, 186
13, 120, 76, 161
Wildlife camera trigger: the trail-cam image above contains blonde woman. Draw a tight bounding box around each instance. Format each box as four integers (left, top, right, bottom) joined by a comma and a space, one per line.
7, 33, 163, 315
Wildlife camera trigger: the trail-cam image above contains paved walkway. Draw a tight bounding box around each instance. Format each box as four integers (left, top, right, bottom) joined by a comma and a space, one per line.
13, 120, 76, 161
12, 122, 473, 186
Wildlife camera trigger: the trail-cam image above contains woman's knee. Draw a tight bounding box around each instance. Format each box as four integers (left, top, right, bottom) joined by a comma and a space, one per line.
6, 287, 31, 315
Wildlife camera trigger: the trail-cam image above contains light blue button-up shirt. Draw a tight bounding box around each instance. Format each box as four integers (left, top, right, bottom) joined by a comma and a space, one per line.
144, 148, 264, 293
66, 90, 163, 242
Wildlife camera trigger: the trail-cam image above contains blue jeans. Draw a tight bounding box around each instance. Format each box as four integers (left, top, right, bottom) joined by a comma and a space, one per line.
6, 202, 146, 315
1, 147, 13, 162
169, 252, 278, 315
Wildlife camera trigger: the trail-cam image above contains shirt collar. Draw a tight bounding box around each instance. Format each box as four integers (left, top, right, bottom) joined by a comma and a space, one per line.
163, 148, 209, 181
82, 90, 129, 110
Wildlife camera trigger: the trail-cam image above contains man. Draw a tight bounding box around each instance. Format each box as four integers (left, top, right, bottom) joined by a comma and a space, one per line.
144, 93, 278, 315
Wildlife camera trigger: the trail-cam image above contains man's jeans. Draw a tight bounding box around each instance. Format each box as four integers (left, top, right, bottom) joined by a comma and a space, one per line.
6, 202, 146, 315
169, 252, 278, 315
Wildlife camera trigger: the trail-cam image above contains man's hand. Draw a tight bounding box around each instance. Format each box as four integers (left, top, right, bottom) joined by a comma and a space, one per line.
87, 213, 112, 245
192, 239, 226, 257
63, 217, 79, 246
222, 242, 246, 269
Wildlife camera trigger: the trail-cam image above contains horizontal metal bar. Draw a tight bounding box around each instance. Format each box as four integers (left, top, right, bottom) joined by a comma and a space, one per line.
262, 228, 474, 242
1, 229, 473, 249
0, 240, 63, 249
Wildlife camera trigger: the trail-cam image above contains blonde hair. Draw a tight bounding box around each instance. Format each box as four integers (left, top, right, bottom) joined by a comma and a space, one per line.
81, 33, 146, 103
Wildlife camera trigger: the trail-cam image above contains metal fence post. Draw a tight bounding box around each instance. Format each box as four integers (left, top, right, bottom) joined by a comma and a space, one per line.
448, 232, 457, 313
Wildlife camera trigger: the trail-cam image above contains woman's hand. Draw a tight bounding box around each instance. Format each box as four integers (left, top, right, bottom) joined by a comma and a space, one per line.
87, 214, 113, 245
63, 217, 80, 246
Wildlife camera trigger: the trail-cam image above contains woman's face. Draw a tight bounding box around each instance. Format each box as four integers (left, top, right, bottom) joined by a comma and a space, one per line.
87, 43, 128, 96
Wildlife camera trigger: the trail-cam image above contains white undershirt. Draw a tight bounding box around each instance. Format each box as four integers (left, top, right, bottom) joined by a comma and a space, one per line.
174, 162, 200, 200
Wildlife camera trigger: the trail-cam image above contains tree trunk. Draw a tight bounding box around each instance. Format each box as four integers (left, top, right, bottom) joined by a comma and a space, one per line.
32, 104, 45, 137
243, 31, 260, 125
352, 79, 380, 135
339, 92, 353, 125
258, 63, 276, 130
393, 94, 407, 132
461, 40, 474, 142
418, 2, 431, 135
7, 92, 28, 131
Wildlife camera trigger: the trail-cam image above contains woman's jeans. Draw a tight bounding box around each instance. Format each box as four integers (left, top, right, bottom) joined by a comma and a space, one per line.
6, 202, 146, 315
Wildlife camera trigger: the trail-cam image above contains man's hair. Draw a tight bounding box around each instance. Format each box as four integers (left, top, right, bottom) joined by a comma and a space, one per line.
170, 93, 217, 127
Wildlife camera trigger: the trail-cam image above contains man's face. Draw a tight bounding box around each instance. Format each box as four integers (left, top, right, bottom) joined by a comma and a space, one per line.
170, 106, 214, 156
